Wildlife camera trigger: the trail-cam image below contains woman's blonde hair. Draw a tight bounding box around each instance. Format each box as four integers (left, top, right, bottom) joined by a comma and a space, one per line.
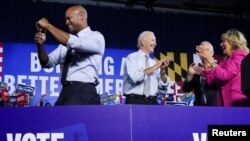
221, 29, 249, 53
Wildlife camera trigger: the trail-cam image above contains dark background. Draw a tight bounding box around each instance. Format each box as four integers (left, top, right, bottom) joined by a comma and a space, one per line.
1, 0, 250, 57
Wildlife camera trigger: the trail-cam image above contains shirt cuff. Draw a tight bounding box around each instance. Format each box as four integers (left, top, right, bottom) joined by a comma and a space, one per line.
67, 34, 78, 48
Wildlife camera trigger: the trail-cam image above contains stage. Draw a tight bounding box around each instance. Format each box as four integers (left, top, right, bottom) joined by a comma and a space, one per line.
1, 105, 250, 141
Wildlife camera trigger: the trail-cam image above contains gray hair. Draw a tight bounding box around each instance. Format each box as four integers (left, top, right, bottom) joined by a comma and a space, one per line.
137, 31, 154, 48
201, 41, 214, 54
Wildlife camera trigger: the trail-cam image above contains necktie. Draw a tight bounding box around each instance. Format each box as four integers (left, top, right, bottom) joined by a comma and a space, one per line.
144, 55, 151, 97
61, 48, 72, 84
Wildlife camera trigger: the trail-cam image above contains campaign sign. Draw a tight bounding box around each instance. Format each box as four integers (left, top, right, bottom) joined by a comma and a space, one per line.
0, 82, 7, 90
9, 95, 17, 104
158, 85, 169, 97
165, 101, 188, 106
0, 89, 9, 101
16, 93, 29, 106
179, 91, 195, 105
15, 84, 35, 96
100, 93, 120, 105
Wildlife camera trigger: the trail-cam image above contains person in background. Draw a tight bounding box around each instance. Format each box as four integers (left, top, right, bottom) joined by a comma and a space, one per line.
196, 29, 250, 107
182, 41, 217, 106
36, 100, 43, 107
45, 102, 52, 106
36, 93, 46, 107
123, 31, 171, 105
34, 5, 105, 105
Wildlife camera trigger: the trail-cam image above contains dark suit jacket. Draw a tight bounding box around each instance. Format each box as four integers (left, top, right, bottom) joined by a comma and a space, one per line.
182, 74, 217, 106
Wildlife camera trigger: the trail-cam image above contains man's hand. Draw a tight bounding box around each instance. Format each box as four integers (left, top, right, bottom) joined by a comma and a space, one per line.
160, 56, 172, 69
188, 63, 197, 75
36, 18, 50, 29
34, 31, 46, 46
35, 18, 49, 46
186, 63, 197, 82
194, 66, 204, 75
196, 45, 214, 64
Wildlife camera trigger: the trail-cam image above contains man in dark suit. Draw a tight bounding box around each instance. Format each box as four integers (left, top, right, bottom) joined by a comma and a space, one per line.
182, 41, 217, 106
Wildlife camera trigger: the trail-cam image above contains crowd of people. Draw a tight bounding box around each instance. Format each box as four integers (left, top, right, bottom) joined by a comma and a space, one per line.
32, 5, 249, 107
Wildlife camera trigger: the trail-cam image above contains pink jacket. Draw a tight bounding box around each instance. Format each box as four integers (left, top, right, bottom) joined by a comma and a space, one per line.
201, 49, 250, 107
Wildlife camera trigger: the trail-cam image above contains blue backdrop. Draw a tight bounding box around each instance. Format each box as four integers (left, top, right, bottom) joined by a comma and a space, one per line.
2, 43, 135, 106
1, 0, 250, 56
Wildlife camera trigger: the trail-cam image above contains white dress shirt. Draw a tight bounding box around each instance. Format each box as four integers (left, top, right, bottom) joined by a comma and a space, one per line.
123, 49, 168, 97
45, 27, 105, 84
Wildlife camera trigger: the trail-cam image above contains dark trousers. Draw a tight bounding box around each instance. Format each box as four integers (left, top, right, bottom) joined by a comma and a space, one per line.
55, 81, 100, 106
125, 94, 159, 105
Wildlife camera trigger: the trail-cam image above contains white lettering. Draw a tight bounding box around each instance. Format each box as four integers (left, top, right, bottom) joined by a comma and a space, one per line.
3, 75, 60, 96
17, 75, 27, 85
120, 57, 126, 76
28, 76, 38, 90
22, 133, 36, 141
51, 133, 64, 141
212, 129, 247, 137
105, 79, 114, 93
212, 129, 218, 136
241, 131, 247, 136
31, 53, 61, 73
36, 133, 50, 141
39, 76, 49, 95
31, 53, 41, 72
4, 75, 15, 93
7, 133, 21, 141
3, 73, 124, 104
50, 76, 60, 96
104, 56, 114, 75
98, 78, 123, 94
6, 133, 64, 141
192, 133, 207, 141
115, 79, 123, 94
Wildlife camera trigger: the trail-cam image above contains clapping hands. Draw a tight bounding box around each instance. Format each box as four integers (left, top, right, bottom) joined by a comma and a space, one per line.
160, 56, 172, 69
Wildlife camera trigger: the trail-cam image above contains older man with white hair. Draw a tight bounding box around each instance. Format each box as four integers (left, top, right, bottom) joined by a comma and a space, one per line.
123, 31, 171, 105
182, 41, 218, 106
